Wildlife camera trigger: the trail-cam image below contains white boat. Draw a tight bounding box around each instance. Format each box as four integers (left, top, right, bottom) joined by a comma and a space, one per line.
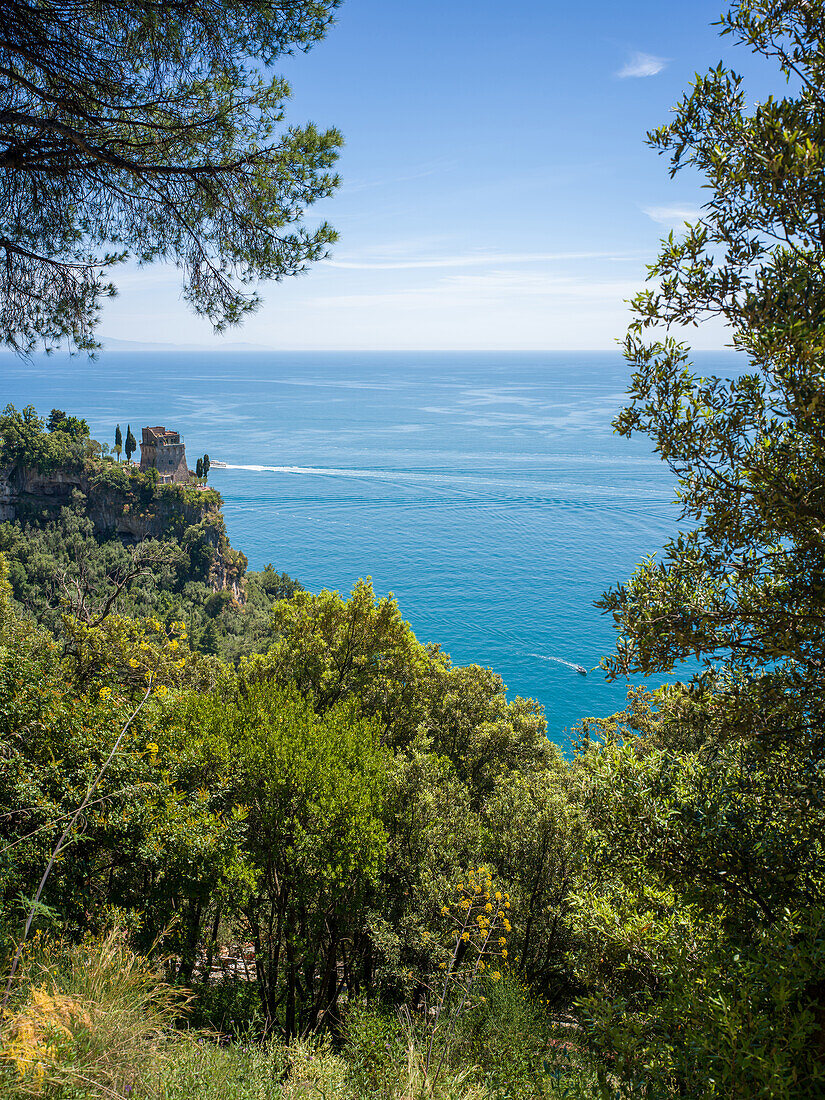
209, 460, 228, 468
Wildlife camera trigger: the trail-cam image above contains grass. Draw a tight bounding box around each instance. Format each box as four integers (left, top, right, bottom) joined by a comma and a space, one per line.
0, 936, 601, 1100
0, 931, 178, 1098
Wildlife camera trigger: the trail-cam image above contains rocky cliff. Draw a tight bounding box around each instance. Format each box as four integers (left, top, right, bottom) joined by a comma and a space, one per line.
0, 461, 247, 600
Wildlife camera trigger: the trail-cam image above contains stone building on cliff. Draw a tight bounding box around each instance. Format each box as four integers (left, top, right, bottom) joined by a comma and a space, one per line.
139, 426, 189, 483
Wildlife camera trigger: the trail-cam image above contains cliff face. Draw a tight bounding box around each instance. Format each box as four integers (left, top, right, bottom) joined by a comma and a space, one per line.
0, 462, 246, 600
0, 465, 81, 523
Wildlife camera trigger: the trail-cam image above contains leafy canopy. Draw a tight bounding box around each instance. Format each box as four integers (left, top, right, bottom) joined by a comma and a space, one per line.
577, 4, 825, 1094
599, 0, 825, 740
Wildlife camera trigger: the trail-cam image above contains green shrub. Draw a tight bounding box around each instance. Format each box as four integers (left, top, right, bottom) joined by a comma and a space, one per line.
150, 1039, 288, 1100
186, 978, 264, 1040
577, 907, 825, 1099
341, 1001, 405, 1095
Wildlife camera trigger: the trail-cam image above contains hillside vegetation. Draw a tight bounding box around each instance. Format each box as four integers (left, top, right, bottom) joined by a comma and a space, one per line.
0, 404, 300, 661
3, 3, 825, 1095
0, 392, 823, 1098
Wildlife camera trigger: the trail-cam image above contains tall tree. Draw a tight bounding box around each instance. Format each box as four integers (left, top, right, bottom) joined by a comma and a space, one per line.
46, 409, 67, 432
600, 0, 825, 737
0, 0, 342, 354
124, 425, 136, 464
195, 456, 203, 480
202, 454, 211, 481
114, 424, 122, 462
198, 683, 387, 1036
579, 3, 825, 1092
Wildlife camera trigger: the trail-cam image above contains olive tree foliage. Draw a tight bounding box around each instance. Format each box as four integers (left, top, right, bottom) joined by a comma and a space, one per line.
599, 0, 825, 743
575, 4, 825, 1092
0, 0, 342, 353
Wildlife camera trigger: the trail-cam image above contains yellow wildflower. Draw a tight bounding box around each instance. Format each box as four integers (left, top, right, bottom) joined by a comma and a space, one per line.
461, 932, 469, 942
495, 891, 502, 901
484, 902, 493, 912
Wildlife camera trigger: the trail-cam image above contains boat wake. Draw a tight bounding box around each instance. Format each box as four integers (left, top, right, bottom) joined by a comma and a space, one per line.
529, 653, 588, 675
223, 464, 399, 478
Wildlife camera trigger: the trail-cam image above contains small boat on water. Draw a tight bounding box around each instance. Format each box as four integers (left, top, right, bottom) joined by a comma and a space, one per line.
209, 460, 228, 468
575, 665, 587, 676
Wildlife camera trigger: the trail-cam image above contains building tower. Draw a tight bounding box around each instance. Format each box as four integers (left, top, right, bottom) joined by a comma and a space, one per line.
138, 426, 189, 483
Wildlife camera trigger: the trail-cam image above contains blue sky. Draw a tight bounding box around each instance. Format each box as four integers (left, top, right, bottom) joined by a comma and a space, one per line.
102, 1, 774, 351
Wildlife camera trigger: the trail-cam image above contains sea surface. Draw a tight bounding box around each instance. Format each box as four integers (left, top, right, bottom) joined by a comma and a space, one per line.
1, 350, 741, 746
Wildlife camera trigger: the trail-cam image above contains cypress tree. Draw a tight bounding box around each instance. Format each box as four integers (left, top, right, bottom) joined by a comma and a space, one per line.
114, 424, 122, 461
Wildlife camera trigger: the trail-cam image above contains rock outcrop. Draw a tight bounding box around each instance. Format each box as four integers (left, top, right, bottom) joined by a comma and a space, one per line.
0, 461, 246, 600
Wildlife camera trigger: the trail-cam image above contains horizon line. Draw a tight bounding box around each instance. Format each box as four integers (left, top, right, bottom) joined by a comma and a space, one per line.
70, 344, 738, 354
3, 343, 739, 355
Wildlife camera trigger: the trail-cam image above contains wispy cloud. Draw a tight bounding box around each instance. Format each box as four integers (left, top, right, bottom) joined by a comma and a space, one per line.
617, 51, 668, 78
308, 269, 641, 310
343, 159, 458, 194
324, 250, 638, 271
643, 204, 703, 226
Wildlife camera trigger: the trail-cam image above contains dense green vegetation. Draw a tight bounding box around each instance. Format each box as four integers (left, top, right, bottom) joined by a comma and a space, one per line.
0, 405, 96, 474
3, 2, 825, 1097
0, 403, 301, 661
0, 505, 301, 662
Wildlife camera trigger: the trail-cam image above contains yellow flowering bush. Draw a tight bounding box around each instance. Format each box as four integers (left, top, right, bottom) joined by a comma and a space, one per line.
416, 865, 515, 1080
0, 932, 179, 1098
62, 613, 212, 695
1, 987, 90, 1085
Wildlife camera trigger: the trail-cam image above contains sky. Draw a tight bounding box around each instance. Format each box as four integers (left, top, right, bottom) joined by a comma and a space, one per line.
100, 1, 777, 351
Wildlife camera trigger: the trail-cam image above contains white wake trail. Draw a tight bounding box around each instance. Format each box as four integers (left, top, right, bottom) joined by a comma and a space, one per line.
529, 653, 586, 673
223, 464, 388, 478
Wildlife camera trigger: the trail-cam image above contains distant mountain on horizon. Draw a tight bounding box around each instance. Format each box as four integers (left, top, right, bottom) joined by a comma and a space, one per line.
98, 335, 273, 352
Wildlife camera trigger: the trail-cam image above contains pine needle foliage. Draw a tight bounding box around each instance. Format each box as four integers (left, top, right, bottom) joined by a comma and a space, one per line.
0, 0, 342, 353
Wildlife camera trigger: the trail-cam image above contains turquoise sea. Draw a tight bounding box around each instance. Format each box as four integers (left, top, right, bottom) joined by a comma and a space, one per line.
1, 350, 738, 745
